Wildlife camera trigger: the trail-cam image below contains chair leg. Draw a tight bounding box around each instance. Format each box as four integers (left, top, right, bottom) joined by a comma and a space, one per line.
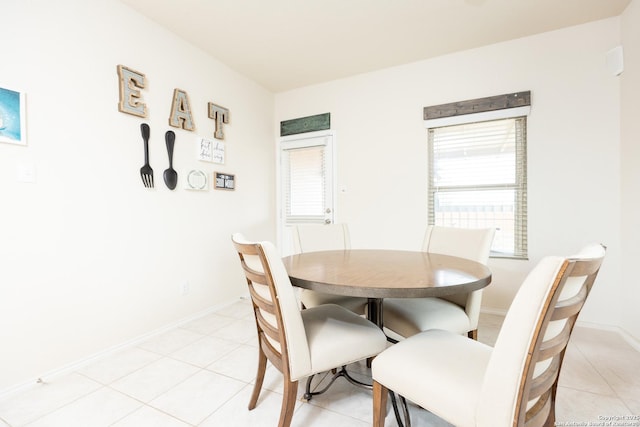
543, 384, 558, 427
249, 346, 268, 410
278, 378, 298, 427
543, 412, 555, 427
373, 380, 388, 427
468, 329, 478, 340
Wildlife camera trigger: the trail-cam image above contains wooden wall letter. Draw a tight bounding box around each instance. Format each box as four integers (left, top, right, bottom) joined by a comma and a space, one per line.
117, 65, 147, 117
208, 103, 229, 140
169, 88, 195, 131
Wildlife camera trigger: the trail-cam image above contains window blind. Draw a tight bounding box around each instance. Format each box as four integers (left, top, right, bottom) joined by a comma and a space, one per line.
428, 117, 528, 258
282, 144, 327, 224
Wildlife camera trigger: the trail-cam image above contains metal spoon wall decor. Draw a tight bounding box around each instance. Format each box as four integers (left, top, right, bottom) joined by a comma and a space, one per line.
163, 130, 178, 190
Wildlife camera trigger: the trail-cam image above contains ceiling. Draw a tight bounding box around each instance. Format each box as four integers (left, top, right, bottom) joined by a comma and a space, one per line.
119, 0, 630, 92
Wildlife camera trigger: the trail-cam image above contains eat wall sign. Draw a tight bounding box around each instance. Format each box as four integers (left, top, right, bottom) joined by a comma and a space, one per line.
116, 65, 229, 140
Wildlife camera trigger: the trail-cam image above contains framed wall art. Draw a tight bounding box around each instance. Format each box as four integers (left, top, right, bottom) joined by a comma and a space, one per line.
0, 86, 27, 146
197, 136, 225, 164
214, 172, 235, 191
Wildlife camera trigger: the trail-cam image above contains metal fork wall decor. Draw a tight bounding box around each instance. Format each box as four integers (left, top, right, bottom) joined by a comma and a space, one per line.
139, 123, 154, 188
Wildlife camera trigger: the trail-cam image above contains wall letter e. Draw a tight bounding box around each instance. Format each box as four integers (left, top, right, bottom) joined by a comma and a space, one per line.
117, 65, 147, 117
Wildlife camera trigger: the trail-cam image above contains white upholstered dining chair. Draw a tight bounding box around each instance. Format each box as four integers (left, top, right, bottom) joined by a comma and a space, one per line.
372, 243, 606, 427
292, 224, 368, 314
383, 225, 495, 341
231, 233, 387, 427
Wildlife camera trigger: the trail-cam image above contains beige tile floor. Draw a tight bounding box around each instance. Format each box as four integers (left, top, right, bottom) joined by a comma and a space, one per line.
0, 299, 638, 426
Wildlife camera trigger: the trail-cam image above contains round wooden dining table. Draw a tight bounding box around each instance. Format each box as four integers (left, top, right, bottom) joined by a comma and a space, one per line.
282, 249, 492, 328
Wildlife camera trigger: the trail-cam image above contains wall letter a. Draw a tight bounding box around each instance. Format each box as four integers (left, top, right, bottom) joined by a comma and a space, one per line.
169, 89, 195, 131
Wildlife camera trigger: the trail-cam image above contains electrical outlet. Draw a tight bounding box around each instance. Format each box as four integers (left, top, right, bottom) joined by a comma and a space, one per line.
180, 281, 190, 296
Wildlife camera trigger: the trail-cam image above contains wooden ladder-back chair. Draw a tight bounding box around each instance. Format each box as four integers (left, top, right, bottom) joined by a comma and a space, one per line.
372, 243, 606, 427
231, 233, 387, 427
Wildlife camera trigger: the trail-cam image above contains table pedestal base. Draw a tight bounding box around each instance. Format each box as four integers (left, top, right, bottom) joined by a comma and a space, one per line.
303, 366, 372, 401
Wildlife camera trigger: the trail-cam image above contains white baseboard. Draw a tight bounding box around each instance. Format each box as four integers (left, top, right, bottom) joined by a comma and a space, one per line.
574, 320, 640, 352
0, 298, 245, 399
480, 308, 640, 352
479, 307, 508, 317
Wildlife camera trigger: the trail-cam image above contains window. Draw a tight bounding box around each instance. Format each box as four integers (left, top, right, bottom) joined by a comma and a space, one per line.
425, 92, 530, 259
280, 133, 334, 225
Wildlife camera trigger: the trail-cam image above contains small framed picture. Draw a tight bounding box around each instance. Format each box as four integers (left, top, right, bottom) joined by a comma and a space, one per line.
0, 86, 27, 146
214, 172, 235, 191
197, 137, 225, 164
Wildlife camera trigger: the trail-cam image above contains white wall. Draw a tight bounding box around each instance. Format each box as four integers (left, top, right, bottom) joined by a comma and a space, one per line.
1, 0, 635, 395
275, 18, 624, 330
621, 0, 640, 342
0, 0, 275, 392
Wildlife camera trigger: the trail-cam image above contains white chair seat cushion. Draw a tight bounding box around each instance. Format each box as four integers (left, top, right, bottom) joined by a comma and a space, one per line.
300, 289, 368, 314
383, 297, 471, 338
372, 329, 491, 427
301, 304, 387, 378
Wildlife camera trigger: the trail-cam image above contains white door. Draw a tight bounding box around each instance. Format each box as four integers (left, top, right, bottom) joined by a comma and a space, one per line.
278, 131, 335, 255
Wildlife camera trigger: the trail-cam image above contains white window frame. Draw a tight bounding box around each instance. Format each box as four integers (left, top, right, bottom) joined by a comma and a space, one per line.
425, 106, 530, 259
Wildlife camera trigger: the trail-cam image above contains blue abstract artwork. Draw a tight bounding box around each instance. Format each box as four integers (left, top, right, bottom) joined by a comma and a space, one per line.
0, 87, 26, 145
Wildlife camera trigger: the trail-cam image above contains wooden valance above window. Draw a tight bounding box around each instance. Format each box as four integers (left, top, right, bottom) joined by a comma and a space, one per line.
423, 91, 531, 120
280, 112, 330, 137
